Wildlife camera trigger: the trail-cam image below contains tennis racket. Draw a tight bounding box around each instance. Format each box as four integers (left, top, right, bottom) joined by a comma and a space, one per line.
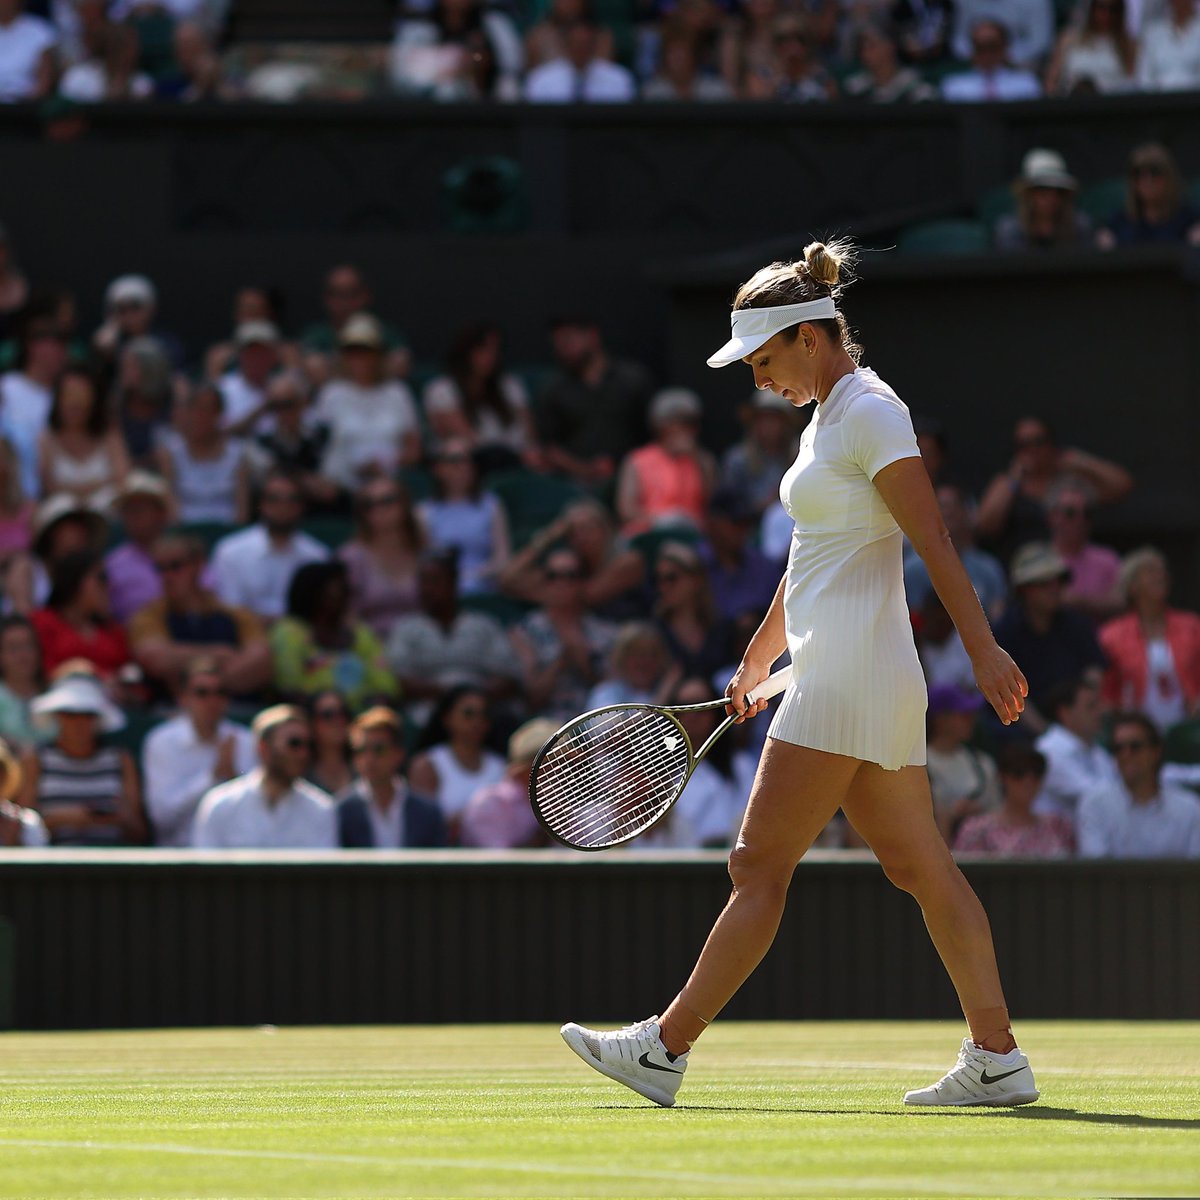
529, 665, 793, 851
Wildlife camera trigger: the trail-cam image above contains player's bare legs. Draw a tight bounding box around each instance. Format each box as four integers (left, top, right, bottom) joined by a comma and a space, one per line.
658, 739, 862, 1054
840, 763, 1009, 1035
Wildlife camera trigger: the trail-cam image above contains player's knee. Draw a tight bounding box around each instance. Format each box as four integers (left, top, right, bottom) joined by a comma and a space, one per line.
879, 849, 955, 899
727, 842, 793, 900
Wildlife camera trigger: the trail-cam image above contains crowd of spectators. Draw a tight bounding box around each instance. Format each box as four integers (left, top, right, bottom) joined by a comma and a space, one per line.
1, 0, 1200, 106
1, 211, 1200, 861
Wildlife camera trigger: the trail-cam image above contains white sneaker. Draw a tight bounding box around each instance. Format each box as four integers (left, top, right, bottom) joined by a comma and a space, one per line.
904, 1037, 1039, 1107
560, 1016, 688, 1107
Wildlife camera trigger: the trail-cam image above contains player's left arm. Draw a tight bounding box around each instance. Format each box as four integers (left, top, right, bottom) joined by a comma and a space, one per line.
873, 456, 1026, 725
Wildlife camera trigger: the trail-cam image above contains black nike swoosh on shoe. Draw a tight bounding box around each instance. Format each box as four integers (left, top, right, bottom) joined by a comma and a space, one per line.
638, 1052, 683, 1074
979, 1067, 1026, 1085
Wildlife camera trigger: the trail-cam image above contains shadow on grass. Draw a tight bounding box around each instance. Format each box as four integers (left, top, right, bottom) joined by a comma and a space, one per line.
648, 1105, 1199, 1131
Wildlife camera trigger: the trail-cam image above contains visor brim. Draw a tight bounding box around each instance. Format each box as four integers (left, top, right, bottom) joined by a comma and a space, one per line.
706, 332, 771, 369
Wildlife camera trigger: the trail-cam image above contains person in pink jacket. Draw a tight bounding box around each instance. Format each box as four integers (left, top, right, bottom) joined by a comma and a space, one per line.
1099, 546, 1200, 731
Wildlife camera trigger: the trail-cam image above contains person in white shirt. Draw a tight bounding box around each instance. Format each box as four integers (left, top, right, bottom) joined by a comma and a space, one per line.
218, 320, 281, 436
524, 20, 635, 102
192, 703, 335, 849
142, 657, 257, 847
209, 471, 328, 621
0, 316, 68, 499
1078, 711, 1200, 857
1138, 0, 1200, 90
951, 0, 1054, 68
1034, 675, 1120, 822
0, 0, 57, 103
941, 19, 1043, 101
311, 314, 421, 494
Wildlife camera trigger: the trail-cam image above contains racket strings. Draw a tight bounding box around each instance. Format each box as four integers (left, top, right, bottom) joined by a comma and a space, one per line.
533, 707, 692, 848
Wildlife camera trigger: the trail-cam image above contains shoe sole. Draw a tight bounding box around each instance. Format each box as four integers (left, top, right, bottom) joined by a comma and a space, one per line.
560, 1025, 678, 1108
904, 1089, 1040, 1107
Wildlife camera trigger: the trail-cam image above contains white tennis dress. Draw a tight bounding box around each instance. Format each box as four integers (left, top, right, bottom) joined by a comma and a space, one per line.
768, 367, 928, 770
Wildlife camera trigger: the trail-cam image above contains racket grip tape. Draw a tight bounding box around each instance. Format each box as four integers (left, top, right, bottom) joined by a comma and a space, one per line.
745, 665, 792, 705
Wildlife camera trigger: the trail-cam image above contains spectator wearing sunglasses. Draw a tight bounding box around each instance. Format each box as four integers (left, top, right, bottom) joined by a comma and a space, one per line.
192, 704, 336, 850
941, 18, 1042, 101
337, 707, 446, 849
510, 546, 615, 723
128, 533, 272, 699
141, 657, 256, 847
305, 689, 355, 799
976, 415, 1133, 569
416, 439, 510, 595
1045, 480, 1123, 624
1097, 142, 1200, 250
1078, 711, 1200, 858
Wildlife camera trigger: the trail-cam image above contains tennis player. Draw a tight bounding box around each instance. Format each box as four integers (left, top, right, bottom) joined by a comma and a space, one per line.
561, 240, 1039, 1109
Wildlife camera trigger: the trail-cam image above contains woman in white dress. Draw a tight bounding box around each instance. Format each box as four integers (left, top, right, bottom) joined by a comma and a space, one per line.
561, 240, 1039, 1110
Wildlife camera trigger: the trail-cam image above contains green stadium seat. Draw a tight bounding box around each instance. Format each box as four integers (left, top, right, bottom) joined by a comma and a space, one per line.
976, 182, 1015, 227
459, 591, 534, 626
487, 470, 584, 548
1188, 177, 1200, 210
176, 521, 238, 552
629, 525, 703, 568
1077, 177, 1127, 226
398, 466, 434, 502
302, 515, 353, 550
897, 219, 991, 255
1164, 717, 1200, 765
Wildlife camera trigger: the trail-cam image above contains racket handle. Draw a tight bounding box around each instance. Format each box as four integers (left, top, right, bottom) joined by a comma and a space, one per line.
745, 665, 792, 705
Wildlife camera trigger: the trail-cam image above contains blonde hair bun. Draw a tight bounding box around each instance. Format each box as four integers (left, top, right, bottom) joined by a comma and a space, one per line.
802, 239, 855, 289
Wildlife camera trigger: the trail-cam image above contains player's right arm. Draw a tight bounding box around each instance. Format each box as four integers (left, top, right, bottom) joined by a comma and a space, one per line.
726, 570, 789, 720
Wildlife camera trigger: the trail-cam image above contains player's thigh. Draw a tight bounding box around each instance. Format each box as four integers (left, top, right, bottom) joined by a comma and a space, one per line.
840, 763, 955, 889
734, 736, 863, 868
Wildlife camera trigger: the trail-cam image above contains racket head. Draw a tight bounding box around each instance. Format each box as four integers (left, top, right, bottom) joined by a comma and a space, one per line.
529, 704, 695, 850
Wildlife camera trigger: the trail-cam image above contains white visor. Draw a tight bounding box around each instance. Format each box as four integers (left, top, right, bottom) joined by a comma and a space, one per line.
706, 297, 838, 368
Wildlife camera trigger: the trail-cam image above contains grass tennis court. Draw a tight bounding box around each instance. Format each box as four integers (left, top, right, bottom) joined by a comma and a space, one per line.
1, 1022, 1197, 1199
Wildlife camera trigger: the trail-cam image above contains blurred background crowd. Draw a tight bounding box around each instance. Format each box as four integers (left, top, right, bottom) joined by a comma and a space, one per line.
0, 212, 1198, 861
0, 0, 1200, 106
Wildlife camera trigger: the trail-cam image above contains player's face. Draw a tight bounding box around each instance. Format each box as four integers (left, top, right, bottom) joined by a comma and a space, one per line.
744, 329, 815, 405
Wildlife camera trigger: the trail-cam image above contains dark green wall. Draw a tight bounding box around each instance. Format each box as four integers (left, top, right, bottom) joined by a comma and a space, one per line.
0, 853, 1196, 1029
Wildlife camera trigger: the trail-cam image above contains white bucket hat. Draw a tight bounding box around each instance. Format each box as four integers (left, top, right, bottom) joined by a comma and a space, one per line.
707, 297, 837, 368
31, 675, 126, 733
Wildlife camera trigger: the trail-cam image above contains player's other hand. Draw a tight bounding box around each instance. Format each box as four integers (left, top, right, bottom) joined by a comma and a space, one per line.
972, 643, 1027, 726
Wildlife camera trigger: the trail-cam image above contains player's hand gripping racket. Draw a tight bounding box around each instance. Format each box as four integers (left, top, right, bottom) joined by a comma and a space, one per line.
529, 665, 792, 850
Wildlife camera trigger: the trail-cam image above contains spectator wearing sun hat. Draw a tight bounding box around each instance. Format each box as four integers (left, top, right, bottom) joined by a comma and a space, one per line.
92, 273, 183, 371
21, 667, 144, 846
993, 542, 1107, 730
994, 148, 1092, 251
6, 492, 109, 616
615, 388, 716, 538
218, 320, 282, 436
459, 716, 558, 848
311, 313, 422, 494
719, 390, 803, 518
104, 470, 175, 623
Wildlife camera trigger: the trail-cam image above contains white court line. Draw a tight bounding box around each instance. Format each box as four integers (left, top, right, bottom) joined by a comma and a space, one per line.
0, 1138, 779, 1189
0, 1138, 1082, 1198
